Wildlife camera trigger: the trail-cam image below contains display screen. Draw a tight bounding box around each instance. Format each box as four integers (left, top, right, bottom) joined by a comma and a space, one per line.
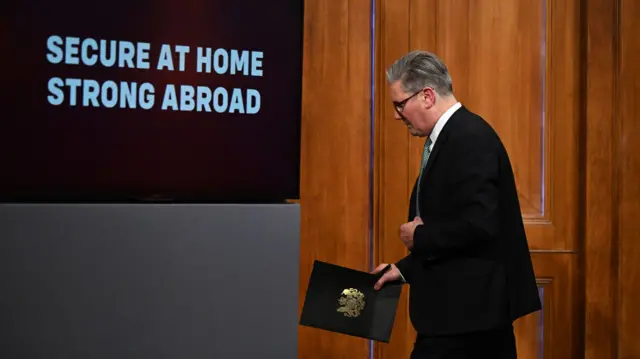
0, 0, 303, 203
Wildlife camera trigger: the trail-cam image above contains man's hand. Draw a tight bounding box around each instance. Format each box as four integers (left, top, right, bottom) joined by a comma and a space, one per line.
400, 216, 424, 249
372, 263, 401, 290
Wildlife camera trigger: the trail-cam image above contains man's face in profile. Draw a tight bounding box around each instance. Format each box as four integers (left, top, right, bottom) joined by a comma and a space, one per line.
388, 81, 432, 137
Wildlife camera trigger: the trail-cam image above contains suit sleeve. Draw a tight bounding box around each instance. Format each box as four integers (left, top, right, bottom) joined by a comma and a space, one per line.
394, 254, 413, 283
412, 132, 500, 259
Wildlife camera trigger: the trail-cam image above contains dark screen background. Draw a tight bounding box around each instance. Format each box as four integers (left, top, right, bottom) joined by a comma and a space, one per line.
0, 0, 303, 203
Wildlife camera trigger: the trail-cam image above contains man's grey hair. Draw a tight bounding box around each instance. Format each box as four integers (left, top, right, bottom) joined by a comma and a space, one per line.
386, 50, 453, 97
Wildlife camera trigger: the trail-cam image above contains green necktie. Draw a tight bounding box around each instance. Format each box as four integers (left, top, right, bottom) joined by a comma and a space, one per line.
416, 137, 432, 218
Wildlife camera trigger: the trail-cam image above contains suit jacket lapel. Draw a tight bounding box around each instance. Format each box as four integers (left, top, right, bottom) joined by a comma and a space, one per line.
420, 107, 462, 181
422, 134, 447, 178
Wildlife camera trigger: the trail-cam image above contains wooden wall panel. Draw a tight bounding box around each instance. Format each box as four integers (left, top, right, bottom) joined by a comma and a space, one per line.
298, 1, 373, 358
436, 0, 551, 221
298, 0, 640, 357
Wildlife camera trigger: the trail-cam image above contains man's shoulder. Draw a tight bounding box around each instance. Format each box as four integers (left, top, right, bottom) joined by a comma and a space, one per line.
449, 107, 502, 149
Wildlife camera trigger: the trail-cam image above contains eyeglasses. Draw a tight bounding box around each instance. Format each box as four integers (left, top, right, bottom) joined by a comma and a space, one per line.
392, 89, 423, 114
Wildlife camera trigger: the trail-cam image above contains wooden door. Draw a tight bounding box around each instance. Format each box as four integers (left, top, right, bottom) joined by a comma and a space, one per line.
374, 1, 581, 358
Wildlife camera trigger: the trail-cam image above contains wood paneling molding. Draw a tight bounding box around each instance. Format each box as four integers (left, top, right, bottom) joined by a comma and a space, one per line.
584, 0, 619, 357
616, 0, 640, 357
581, 0, 640, 357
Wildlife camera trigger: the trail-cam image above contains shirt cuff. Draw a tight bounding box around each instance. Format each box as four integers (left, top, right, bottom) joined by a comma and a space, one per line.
397, 269, 407, 283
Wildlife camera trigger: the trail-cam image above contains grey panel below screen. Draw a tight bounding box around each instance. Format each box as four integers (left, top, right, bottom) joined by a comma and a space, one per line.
0, 204, 300, 359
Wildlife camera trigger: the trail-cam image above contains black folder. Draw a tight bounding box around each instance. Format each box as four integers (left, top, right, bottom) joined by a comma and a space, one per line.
299, 260, 403, 343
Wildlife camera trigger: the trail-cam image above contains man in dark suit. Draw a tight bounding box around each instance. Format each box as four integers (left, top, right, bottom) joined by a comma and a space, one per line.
373, 50, 541, 358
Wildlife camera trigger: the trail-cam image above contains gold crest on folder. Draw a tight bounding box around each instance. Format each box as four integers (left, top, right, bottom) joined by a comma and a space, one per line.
337, 288, 365, 317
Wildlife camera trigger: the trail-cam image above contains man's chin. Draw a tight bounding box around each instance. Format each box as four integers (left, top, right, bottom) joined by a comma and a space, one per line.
408, 128, 425, 137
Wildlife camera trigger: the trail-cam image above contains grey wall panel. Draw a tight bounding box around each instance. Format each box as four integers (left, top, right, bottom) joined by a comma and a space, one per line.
0, 204, 300, 359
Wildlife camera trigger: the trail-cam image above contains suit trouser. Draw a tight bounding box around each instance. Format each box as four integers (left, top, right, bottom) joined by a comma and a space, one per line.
410, 325, 517, 359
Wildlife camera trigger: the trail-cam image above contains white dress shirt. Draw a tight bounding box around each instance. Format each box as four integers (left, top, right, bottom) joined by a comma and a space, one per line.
428, 102, 462, 152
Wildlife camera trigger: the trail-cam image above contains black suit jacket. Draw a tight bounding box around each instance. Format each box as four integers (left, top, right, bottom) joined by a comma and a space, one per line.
395, 106, 541, 336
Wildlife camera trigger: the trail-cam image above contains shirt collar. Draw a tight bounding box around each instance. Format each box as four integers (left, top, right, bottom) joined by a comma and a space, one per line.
429, 102, 461, 149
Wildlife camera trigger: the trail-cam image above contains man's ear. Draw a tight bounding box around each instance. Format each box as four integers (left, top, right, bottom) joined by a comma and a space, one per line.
423, 88, 436, 109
